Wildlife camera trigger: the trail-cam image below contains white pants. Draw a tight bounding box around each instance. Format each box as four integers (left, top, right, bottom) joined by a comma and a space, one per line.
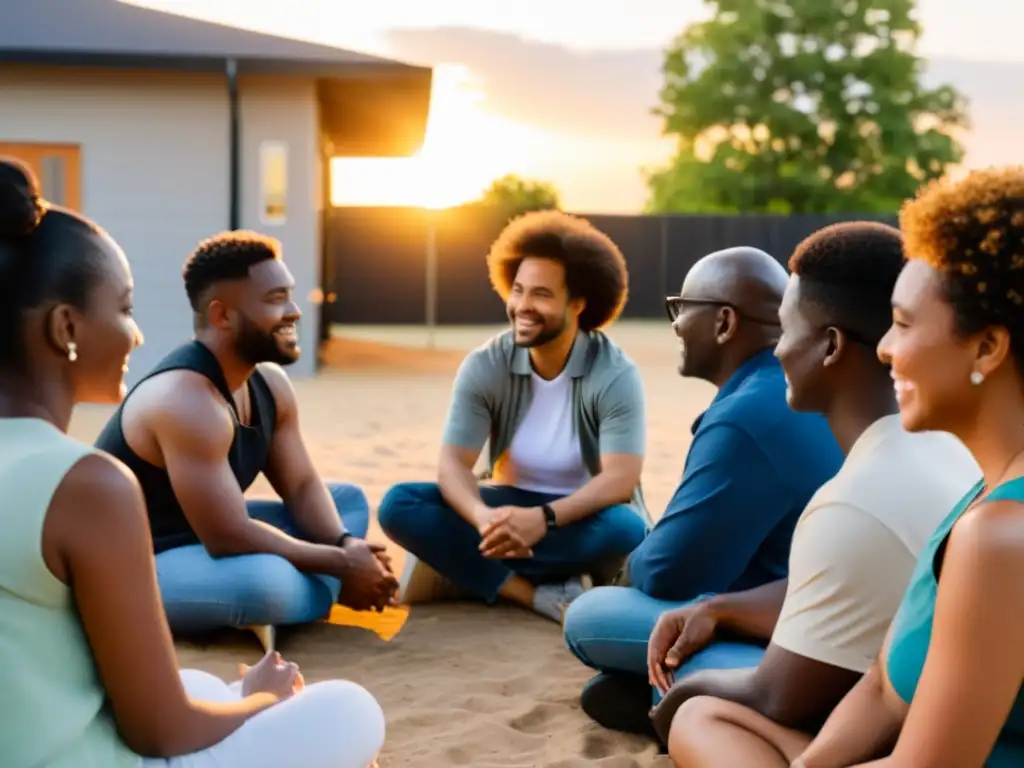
140, 669, 385, 768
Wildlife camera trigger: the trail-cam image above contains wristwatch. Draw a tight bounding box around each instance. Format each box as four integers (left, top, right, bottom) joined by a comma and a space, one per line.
541, 503, 558, 530
336, 532, 353, 547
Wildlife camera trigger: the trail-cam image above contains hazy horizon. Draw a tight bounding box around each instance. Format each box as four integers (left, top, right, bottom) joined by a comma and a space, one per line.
133, 0, 1024, 212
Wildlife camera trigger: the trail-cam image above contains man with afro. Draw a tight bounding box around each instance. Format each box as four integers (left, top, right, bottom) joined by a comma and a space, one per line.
378, 210, 649, 623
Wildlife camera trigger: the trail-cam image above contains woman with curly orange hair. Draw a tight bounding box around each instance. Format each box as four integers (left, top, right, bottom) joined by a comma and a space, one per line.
648, 168, 1024, 768
789, 166, 1024, 766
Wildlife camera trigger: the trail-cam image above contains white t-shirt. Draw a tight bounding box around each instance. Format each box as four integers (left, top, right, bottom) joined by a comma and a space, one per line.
771, 414, 981, 673
504, 371, 590, 495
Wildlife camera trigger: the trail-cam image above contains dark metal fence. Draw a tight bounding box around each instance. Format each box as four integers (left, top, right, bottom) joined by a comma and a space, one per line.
322, 206, 898, 325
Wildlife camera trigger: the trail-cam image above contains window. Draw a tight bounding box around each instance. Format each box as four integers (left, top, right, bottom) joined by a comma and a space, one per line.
0, 143, 81, 211
260, 141, 288, 225
40, 154, 67, 207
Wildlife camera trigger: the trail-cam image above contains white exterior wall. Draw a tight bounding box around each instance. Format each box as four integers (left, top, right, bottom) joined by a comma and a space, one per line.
0, 64, 321, 383
238, 74, 321, 379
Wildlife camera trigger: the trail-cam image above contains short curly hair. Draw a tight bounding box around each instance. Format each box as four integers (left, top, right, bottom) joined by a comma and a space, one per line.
900, 166, 1024, 371
486, 210, 628, 332
788, 221, 905, 347
182, 230, 281, 312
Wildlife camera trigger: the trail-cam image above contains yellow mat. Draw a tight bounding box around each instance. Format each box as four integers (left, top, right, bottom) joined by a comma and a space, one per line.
323, 604, 410, 642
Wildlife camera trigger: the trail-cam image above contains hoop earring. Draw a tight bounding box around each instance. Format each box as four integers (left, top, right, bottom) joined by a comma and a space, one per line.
67, 342, 78, 363
970, 370, 984, 386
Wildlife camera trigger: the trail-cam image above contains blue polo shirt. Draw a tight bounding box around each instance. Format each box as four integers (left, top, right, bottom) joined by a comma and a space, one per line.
626, 348, 843, 601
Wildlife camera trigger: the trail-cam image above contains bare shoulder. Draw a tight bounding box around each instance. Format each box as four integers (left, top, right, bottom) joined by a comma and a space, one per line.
947, 499, 1024, 580
130, 369, 224, 418
127, 370, 233, 447
51, 452, 147, 535
256, 362, 298, 415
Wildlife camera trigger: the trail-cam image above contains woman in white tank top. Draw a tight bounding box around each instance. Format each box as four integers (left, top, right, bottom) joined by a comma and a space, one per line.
0, 157, 384, 768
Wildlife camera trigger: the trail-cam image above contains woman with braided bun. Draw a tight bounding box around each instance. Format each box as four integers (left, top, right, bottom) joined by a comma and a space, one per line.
0, 157, 385, 768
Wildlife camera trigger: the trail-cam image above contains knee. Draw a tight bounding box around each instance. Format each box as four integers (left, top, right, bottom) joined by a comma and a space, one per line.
328, 482, 369, 512
562, 587, 616, 661
666, 696, 731, 754
598, 505, 649, 555
328, 482, 370, 537
310, 680, 386, 766
233, 554, 310, 613
377, 482, 439, 540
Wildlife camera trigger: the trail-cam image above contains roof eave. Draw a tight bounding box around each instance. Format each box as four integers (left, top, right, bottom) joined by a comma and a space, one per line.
0, 48, 430, 79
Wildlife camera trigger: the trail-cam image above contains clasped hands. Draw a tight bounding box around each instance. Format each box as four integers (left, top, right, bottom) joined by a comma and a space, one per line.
336, 536, 400, 613
475, 505, 547, 559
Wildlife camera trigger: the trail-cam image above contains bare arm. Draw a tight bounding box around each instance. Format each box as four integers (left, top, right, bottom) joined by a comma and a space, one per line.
438, 444, 490, 526
796, 660, 903, 768
547, 452, 643, 525
647, 580, 788, 695
150, 377, 346, 575
43, 454, 279, 757
652, 646, 862, 741
708, 577, 789, 641
260, 364, 343, 544
865, 502, 1024, 768
437, 350, 495, 526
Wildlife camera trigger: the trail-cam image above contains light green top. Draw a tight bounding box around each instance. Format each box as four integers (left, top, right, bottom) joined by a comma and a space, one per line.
0, 418, 138, 768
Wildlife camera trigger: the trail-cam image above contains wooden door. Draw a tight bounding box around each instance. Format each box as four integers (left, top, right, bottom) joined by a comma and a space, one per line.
0, 142, 81, 211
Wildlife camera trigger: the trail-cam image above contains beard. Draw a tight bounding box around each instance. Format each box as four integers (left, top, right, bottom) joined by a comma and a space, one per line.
235, 314, 300, 366
510, 308, 568, 348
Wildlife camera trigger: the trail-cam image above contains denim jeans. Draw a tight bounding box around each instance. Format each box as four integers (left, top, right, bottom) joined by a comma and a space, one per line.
156, 482, 370, 634
377, 482, 648, 601
563, 585, 766, 701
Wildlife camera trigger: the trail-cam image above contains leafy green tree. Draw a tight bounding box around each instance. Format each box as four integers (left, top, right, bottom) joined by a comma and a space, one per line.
645, 0, 969, 214
479, 174, 561, 218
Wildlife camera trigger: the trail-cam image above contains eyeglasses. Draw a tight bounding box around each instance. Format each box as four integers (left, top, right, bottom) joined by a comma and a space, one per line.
665, 295, 780, 327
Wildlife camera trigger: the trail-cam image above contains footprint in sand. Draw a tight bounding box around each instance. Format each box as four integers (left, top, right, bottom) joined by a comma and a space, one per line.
509, 702, 562, 734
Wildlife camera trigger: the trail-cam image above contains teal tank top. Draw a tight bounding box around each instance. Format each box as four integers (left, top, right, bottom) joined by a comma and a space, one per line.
887, 476, 1024, 766
0, 418, 139, 768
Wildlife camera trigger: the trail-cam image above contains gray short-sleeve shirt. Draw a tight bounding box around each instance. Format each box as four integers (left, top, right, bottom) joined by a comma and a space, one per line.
442, 329, 650, 523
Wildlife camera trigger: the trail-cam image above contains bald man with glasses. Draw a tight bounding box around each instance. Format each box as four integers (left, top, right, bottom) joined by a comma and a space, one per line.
562, 247, 844, 737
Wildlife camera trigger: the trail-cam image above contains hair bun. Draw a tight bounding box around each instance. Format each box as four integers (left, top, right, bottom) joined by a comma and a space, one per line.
0, 158, 46, 237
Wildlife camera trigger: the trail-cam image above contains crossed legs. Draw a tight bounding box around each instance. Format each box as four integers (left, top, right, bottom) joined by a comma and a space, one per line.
156, 482, 370, 634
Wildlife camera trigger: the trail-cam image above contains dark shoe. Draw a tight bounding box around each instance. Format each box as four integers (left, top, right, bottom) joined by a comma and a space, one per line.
580, 672, 658, 738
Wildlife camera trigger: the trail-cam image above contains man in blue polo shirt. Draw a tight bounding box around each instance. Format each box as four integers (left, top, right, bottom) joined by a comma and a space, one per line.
562, 246, 843, 734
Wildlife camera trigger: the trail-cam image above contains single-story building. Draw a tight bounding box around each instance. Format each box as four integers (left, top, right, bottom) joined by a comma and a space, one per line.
0, 0, 432, 380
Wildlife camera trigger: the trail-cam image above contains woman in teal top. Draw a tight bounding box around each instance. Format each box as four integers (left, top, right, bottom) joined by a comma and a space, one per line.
0, 158, 385, 767
791, 166, 1024, 767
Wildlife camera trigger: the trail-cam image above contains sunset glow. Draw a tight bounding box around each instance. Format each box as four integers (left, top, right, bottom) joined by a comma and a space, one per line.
331, 65, 545, 210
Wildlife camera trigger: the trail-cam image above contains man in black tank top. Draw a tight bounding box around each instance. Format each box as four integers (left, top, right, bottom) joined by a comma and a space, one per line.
95, 231, 398, 637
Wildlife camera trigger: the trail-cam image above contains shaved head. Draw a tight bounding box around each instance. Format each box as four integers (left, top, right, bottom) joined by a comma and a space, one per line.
669, 246, 788, 385
680, 247, 789, 323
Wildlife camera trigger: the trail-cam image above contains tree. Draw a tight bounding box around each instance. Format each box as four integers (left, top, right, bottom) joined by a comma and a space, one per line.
479, 174, 561, 218
645, 0, 969, 214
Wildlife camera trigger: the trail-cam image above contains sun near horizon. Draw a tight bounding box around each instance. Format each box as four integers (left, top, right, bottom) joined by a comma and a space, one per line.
331, 64, 550, 211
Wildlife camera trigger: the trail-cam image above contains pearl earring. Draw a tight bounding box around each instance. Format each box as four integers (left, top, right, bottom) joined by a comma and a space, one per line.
970, 370, 984, 386
67, 342, 78, 363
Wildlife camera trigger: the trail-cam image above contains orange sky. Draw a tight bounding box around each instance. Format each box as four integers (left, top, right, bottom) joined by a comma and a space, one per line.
134, 0, 1024, 212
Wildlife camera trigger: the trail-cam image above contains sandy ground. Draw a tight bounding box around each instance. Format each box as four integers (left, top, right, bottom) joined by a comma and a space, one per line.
68, 320, 717, 768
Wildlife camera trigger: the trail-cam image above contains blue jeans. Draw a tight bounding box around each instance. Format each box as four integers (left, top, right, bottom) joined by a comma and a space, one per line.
156, 482, 370, 634
563, 585, 766, 701
377, 482, 648, 601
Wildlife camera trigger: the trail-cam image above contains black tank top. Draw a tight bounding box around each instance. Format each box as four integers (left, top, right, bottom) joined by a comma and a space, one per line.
95, 341, 277, 553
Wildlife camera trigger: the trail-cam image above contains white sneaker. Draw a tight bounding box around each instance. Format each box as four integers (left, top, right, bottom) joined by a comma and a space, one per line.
397, 555, 470, 605
531, 574, 593, 623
